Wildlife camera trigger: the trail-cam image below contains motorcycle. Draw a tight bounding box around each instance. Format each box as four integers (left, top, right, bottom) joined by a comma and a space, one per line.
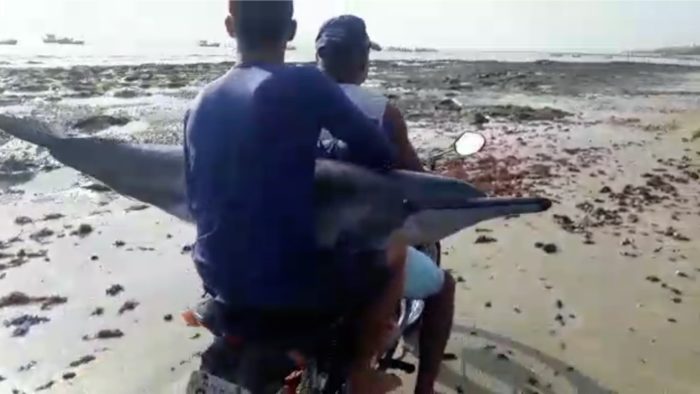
184, 245, 440, 394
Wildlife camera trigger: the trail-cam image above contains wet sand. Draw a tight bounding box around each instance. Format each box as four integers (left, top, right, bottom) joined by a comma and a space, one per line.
1, 60, 700, 393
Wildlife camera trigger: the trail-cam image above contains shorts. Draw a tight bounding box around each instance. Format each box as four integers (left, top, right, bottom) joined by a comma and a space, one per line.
404, 246, 445, 299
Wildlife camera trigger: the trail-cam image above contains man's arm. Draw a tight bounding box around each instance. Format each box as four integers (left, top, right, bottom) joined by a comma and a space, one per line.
309, 70, 396, 170
383, 103, 424, 172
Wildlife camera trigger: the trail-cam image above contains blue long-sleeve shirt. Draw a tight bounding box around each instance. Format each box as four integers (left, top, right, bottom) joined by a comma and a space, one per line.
184, 64, 395, 310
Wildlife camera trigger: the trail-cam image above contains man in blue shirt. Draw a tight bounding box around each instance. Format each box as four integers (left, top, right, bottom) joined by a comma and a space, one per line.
184, 1, 403, 392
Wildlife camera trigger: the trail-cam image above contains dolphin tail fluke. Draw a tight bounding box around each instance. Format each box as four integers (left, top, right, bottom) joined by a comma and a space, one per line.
0, 115, 63, 147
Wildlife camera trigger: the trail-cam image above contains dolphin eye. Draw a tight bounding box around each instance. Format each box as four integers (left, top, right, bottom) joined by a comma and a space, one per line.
402, 199, 417, 213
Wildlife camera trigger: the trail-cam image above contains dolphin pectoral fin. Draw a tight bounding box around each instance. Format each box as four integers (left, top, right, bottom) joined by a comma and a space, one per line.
399, 197, 552, 244
0, 115, 63, 147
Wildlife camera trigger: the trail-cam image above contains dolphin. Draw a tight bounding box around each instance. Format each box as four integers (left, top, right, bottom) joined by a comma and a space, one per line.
0, 115, 551, 248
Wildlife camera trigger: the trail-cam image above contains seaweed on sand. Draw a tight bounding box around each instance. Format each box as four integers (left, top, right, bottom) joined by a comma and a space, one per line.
691, 128, 700, 141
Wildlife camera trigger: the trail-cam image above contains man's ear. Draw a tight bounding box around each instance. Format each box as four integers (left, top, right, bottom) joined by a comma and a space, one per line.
287, 19, 297, 42
360, 59, 369, 83
225, 15, 236, 38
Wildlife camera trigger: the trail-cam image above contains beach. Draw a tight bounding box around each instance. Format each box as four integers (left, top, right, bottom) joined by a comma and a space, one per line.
1, 58, 699, 394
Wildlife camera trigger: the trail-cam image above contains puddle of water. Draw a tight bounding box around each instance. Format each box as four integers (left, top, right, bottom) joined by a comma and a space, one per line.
0, 170, 35, 189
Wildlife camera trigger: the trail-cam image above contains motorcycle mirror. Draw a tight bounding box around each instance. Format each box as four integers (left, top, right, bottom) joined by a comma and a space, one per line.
454, 132, 486, 157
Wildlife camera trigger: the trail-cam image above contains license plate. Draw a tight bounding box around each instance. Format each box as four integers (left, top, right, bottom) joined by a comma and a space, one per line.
186, 370, 250, 394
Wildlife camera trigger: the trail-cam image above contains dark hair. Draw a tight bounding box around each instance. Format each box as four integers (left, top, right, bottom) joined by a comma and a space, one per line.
318, 46, 369, 84
229, 0, 294, 50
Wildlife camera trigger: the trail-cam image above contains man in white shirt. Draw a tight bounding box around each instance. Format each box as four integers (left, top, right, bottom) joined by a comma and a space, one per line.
315, 15, 457, 394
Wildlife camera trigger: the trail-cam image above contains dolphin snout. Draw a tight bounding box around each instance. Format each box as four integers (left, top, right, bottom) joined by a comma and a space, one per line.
536, 197, 553, 211
499, 196, 553, 215
458, 197, 553, 213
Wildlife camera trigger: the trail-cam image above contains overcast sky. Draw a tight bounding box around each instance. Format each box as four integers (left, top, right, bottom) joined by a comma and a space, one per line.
1, 0, 699, 51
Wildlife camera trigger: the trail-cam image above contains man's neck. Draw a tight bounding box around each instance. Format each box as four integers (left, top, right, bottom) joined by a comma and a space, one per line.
327, 74, 362, 85
238, 47, 286, 66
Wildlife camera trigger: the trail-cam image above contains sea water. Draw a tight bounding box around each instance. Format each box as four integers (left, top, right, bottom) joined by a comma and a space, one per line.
2, 40, 700, 68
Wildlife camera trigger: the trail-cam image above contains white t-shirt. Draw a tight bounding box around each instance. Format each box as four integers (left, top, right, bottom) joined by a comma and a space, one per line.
319, 83, 388, 141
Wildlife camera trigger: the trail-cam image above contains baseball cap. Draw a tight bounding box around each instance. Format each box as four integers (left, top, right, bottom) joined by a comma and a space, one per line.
315, 15, 381, 57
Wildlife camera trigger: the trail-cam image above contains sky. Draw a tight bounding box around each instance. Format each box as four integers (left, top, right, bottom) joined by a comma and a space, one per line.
1, 0, 699, 52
